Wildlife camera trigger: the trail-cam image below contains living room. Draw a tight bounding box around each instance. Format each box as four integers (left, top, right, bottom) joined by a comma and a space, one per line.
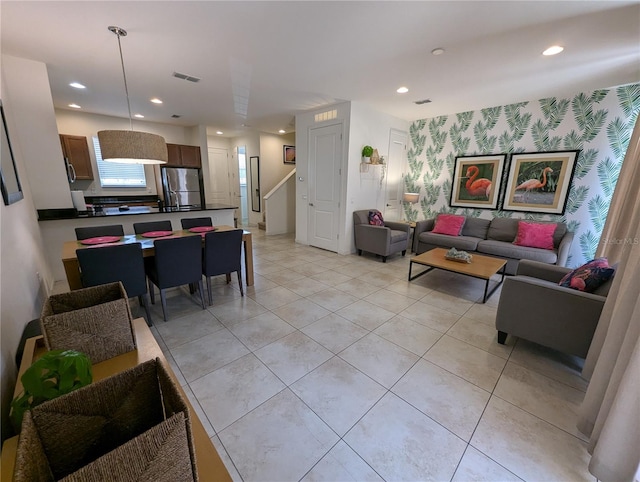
1, 2, 639, 481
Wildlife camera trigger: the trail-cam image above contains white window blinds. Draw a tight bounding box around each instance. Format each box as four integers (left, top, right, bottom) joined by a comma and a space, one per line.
93, 136, 147, 188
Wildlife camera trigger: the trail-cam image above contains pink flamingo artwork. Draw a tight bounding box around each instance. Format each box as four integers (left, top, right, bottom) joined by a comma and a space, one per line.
464, 166, 492, 199
515, 167, 553, 201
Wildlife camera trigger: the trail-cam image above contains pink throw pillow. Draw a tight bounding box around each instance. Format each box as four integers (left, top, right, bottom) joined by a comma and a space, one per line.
432, 214, 465, 236
368, 210, 384, 226
513, 221, 556, 250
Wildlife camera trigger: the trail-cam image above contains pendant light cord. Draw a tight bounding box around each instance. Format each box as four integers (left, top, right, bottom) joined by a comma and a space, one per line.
111, 27, 133, 130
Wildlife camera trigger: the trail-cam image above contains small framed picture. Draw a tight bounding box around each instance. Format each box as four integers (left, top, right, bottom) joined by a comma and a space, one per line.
502, 150, 579, 214
283, 145, 295, 164
450, 154, 506, 210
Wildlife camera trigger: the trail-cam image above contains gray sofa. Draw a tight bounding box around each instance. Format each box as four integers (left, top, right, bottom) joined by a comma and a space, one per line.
413, 216, 574, 275
496, 260, 613, 358
353, 210, 411, 262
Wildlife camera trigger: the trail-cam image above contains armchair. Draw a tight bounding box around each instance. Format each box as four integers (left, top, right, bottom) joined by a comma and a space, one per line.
496, 259, 613, 358
353, 210, 410, 262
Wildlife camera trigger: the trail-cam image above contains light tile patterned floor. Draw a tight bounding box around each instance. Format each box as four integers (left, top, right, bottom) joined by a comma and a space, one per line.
121, 229, 594, 481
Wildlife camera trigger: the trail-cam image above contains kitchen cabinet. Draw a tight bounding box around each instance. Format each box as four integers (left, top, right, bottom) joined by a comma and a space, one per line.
60, 134, 93, 181
166, 143, 201, 168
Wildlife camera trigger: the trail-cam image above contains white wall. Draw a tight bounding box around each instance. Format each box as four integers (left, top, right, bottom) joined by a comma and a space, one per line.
1, 58, 56, 441
265, 171, 296, 235
55, 109, 199, 198
2, 55, 73, 210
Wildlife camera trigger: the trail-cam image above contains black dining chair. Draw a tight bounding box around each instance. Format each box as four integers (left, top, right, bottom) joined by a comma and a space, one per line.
76, 242, 153, 325
146, 235, 206, 321
203, 229, 244, 305
133, 220, 173, 235
181, 217, 213, 229
75, 224, 124, 240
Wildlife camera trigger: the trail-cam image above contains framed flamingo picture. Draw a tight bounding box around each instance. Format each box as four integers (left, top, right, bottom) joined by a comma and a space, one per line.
450, 154, 506, 210
502, 150, 579, 214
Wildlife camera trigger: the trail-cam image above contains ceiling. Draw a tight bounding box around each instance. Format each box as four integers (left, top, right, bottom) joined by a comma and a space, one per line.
2, 1, 639, 137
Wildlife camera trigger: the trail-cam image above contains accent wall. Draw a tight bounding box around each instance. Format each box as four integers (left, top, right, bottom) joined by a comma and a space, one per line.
405, 83, 640, 267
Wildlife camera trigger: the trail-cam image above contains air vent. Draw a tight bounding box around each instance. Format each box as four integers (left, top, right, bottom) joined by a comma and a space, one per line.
172, 72, 201, 83
414, 99, 432, 105
171, 114, 181, 118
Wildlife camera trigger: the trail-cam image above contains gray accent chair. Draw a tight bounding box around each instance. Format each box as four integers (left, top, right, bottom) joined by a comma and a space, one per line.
496, 259, 614, 358
353, 210, 411, 262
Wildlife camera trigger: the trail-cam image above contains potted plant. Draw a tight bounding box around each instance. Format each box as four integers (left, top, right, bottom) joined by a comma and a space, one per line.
362, 145, 373, 163
10, 349, 92, 430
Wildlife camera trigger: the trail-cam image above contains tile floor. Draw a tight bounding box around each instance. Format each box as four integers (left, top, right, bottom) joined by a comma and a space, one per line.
83, 229, 594, 481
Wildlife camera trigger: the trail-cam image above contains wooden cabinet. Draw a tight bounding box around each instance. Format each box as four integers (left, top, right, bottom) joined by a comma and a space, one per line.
60, 134, 93, 181
166, 143, 201, 168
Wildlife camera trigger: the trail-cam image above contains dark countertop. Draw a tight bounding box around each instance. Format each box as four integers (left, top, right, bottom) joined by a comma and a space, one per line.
38, 204, 238, 221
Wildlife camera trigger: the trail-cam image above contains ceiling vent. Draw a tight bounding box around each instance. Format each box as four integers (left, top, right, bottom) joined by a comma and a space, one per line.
414, 99, 432, 105
171, 114, 181, 118
172, 72, 201, 83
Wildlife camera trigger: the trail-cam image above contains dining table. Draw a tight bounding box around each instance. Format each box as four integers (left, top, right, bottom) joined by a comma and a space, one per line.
61, 225, 253, 291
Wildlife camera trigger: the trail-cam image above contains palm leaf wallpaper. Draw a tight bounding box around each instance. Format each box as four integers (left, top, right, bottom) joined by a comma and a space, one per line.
406, 83, 640, 267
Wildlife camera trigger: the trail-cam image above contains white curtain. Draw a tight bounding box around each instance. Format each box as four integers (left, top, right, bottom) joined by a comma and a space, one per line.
577, 117, 640, 482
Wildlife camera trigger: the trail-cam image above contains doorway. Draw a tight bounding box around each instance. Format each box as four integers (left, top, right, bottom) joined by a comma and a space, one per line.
384, 129, 408, 221
237, 146, 249, 225
307, 123, 343, 252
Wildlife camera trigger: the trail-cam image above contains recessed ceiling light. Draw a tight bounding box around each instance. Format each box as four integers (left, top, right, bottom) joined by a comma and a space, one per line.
397, 87, 409, 94
68, 103, 81, 109
278, 129, 286, 134
69, 82, 86, 89
150, 98, 163, 104
543, 45, 564, 56
134, 114, 144, 118
216, 131, 223, 135
431, 48, 445, 56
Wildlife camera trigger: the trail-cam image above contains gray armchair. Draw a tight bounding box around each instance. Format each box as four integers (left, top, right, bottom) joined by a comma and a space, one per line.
353, 210, 411, 262
496, 259, 614, 358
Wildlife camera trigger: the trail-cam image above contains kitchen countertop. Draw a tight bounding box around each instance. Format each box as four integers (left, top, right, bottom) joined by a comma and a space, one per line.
38, 203, 238, 221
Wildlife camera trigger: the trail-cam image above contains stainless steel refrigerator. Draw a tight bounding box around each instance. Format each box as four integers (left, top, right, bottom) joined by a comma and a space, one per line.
161, 167, 204, 210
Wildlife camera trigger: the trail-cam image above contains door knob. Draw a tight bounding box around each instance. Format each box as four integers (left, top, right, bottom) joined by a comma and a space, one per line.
309, 203, 314, 206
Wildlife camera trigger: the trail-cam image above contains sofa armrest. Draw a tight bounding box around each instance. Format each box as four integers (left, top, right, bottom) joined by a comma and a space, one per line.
354, 224, 390, 254
413, 219, 434, 252
516, 259, 572, 283
556, 230, 574, 267
384, 221, 410, 233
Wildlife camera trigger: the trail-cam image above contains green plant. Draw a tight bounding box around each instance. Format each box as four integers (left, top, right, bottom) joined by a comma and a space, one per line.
362, 145, 373, 157
11, 349, 92, 429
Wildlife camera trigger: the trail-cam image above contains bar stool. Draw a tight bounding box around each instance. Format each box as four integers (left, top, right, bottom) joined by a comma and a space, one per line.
75, 224, 124, 240
203, 229, 244, 305
181, 217, 213, 229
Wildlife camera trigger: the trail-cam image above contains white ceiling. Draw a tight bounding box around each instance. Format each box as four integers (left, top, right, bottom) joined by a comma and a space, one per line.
2, 1, 639, 137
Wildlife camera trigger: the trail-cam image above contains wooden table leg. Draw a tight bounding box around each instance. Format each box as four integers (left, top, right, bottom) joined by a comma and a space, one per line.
242, 232, 254, 286
63, 259, 83, 290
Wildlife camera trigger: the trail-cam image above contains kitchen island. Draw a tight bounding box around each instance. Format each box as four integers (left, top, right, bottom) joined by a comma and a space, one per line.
39, 204, 237, 282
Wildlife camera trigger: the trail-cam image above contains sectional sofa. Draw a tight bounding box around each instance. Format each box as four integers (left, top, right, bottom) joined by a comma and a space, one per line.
413, 216, 574, 275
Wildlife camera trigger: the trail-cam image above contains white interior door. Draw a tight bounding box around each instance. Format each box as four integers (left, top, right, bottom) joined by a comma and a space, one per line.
308, 123, 342, 252
208, 147, 230, 204
384, 129, 408, 221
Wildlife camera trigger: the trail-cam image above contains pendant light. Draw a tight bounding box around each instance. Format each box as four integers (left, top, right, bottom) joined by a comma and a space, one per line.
98, 26, 168, 164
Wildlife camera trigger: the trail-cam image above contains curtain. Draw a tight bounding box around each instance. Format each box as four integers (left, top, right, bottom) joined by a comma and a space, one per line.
577, 117, 640, 482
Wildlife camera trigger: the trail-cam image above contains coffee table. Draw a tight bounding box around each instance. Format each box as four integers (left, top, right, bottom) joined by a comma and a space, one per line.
408, 248, 507, 303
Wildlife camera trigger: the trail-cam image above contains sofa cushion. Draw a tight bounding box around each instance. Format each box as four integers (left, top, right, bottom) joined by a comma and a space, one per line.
390, 229, 408, 243
461, 218, 491, 239
432, 214, 465, 236
513, 221, 556, 250
368, 210, 384, 226
419, 232, 480, 251
559, 258, 615, 293
487, 218, 519, 242
477, 239, 558, 264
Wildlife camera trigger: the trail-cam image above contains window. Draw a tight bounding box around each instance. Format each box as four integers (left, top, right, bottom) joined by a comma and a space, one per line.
92, 136, 147, 188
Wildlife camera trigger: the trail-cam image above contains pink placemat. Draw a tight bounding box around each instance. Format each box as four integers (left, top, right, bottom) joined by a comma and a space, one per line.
79, 236, 122, 245
141, 231, 173, 238
188, 226, 217, 233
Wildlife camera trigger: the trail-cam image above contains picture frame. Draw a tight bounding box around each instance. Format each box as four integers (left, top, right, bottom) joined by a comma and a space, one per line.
0, 100, 24, 206
502, 150, 579, 215
283, 145, 295, 164
450, 154, 506, 210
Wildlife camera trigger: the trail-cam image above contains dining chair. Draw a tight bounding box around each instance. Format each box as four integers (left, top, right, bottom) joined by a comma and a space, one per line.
75, 224, 124, 240
133, 220, 173, 234
203, 229, 244, 305
76, 242, 153, 325
181, 217, 213, 229
146, 235, 206, 321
